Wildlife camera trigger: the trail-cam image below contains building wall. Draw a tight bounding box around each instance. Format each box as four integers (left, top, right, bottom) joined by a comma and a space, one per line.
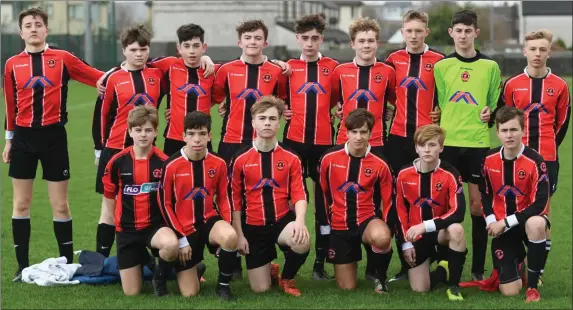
275, 25, 300, 51
524, 16, 572, 47
338, 6, 362, 34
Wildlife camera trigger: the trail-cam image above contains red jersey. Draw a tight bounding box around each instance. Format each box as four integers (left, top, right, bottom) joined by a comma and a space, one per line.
331, 60, 396, 146
148, 57, 220, 142
229, 142, 307, 226
284, 55, 339, 145
385, 46, 444, 137
395, 160, 465, 246
99, 66, 164, 150
3, 45, 103, 131
482, 145, 549, 229
158, 150, 230, 237
213, 58, 286, 144
102, 146, 168, 232
318, 144, 393, 231
500, 68, 571, 161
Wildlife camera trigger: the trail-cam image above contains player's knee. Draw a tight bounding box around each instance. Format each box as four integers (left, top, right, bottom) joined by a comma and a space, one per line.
251, 282, 271, 293
337, 279, 357, 290
410, 282, 430, 293
499, 282, 521, 296
469, 199, 482, 216
371, 231, 391, 250
525, 216, 546, 236
52, 203, 71, 219
290, 241, 310, 254
122, 286, 141, 296
220, 230, 238, 250
163, 239, 179, 261
180, 287, 200, 297
447, 224, 465, 244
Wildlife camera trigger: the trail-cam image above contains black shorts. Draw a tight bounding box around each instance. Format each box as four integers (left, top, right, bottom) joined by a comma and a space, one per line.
163, 138, 213, 157
441, 146, 489, 184
385, 134, 417, 176
326, 216, 376, 265
174, 215, 222, 272
282, 138, 332, 182
116, 225, 162, 270
9, 125, 70, 181
242, 211, 296, 270
491, 215, 550, 284
95, 147, 121, 194
406, 232, 439, 268
546, 160, 559, 196
218, 141, 251, 164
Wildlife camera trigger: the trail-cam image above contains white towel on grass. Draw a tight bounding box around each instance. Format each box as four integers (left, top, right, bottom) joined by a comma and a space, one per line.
22, 256, 81, 286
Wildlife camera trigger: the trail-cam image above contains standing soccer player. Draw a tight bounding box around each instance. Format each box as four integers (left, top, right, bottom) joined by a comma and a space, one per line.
230, 96, 310, 296
481, 107, 549, 302
158, 111, 238, 300
433, 9, 502, 280
318, 109, 393, 293
102, 105, 178, 296
383, 9, 445, 282
94, 25, 165, 258
498, 29, 571, 284
395, 124, 467, 300
3, 7, 104, 280
331, 16, 396, 281
282, 14, 339, 280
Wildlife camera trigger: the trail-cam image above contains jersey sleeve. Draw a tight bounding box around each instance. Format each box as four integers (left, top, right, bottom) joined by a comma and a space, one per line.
330, 67, 341, 109
157, 162, 186, 238
148, 56, 177, 74
102, 156, 120, 199
63, 52, 104, 87
378, 163, 394, 222
434, 63, 447, 110
430, 170, 466, 232
317, 153, 332, 225
92, 71, 116, 151
395, 175, 411, 250
100, 76, 118, 147
229, 156, 244, 211
215, 161, 232, 223
481, 161, 496, 224
385, 65, 397, 107
506, 158, 549, 228
289, 155, 308, 204
275, 72, 288, 101
555, 84, 571, 147
487, 63, 503, 111
212, 65, 227, 104
3, 61, 16, 133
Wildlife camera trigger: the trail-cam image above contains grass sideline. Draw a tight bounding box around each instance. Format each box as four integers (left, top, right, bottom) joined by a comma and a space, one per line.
1, 79, 571, 309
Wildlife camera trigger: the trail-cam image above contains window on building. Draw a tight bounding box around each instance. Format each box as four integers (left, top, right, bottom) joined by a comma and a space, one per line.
68, 3, 84, 20
46, 3, 53, 16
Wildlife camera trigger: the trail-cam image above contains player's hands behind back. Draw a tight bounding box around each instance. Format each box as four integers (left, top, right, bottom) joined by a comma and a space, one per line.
2, 141, 11, 163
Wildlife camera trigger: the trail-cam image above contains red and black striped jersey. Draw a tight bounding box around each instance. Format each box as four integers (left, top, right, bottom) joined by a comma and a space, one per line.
318, 144, 393, 231
395, 160, 465, 247
148, 57, 220, 142
102, 146, 168, 232
385, 45, 445, 137
482, 145, 550, 229
499, 68, 571, 161
3, 45, 103, 131
229, 142, 307, 226
284, 55, 339, 145
213, 58, 287, 144
331, 60, 396, 146
98, 66, 164, 150
158, 150, 230, 237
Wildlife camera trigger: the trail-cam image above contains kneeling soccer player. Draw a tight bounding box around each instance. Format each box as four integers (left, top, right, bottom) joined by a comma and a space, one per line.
481, 107, 550, 303
395, 124, 467, 300
158, 111, 238, 300
230, 96, 310, 297
318, 108, 394, 293
102, 105, 178, 296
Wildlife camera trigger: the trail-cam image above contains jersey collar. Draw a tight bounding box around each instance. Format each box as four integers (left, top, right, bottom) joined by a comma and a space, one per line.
352, 57, 377, 67
252, 140, 278, 152
239, 55, 268, 65
405, 44, 429, 54
24, 43, 49, 54
344, 142, 371, 158
412, 158, 441, 174
299, 52, 322, 61
180, 147, 209, 161
499, 143, 525, 160
524, 66, 552, 79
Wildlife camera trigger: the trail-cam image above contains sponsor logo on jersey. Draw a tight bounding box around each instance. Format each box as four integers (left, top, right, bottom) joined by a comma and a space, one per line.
24, 76, 54, 89
123, 182, 159, 195
252, 178, 280, 189
296, 82, 326, 95
449, 91, 478, 105
414, 197, 441, 209
337, 181, 365, 194
184, 186, 210, 200
496, 185, 525, 198
237, 88, 263, 101
177, 83, 208, 97
524, 102, 548, 114
125, 93, 155, 106
348, 89, 378, 103
399, 76, 428, 91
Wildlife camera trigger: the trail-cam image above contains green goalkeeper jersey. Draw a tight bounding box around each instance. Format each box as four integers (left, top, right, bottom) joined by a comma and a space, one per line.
434, 51, 502, 148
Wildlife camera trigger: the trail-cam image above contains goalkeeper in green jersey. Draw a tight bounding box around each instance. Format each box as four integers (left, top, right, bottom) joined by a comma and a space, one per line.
433, 9, 502, 285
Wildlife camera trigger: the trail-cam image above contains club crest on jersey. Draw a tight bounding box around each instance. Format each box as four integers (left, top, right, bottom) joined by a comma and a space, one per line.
424, 62, 433, 71
435, 182, 443, 191
126, 93, 155, 106
123, 182, 159, 195
495, 249, 504, 260
262, 73, 272, 83
296, 82, 326, 95
148, 76, 156, 85
208, 168, 216, 178
276, 160, 285, 171
337, 181, 365, 194
373, 73, 383, 83
524, 102, 548, 114
322, 67, 330, 76
449, 91, 478, 105
414, 197, 441, 209
153, 169, 162, 178
517, 169, 526, 180
547, 87, 555, 96
237, 88, 263, 101
540, 162, 547, 172
496, 185, 525, 198
364, 167, 373, 177
178, 83, 208, 97
253, 178, 280, 190
461, 71, 470, 82
348, 89, 378, 103
184, 187, 210, 200
399, 77, 428, 91
23, 76, 54, 89
47, 59, 57, 68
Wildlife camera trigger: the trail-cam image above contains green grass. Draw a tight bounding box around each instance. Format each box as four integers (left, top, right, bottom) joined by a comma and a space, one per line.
1, 79, 572, 309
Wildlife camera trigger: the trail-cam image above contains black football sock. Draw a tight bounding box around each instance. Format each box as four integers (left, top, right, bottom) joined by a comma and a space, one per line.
527, 239, 546, 289
54, 218, 73, 263
448, 248, 467, 287
218, 248, 237, 286
430, 265, 448, 289
542, 239, 551, 274
96, 223, 115, 257
13, 217, 31, 270
313, 222, 329, 271
471, 215, 487, 274
433, 243, 449, 264
281, 249, 309, 280
364, 244, 376, 276
374, 247, 392, 282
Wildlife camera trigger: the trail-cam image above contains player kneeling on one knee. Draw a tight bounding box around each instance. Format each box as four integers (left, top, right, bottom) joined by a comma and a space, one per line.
481, 107, 550, 303
230, 96, 310, 297
395, 124, 467, 300
157, 111, 238, 300
318, 109, 394, 293
101, 106, 179, 296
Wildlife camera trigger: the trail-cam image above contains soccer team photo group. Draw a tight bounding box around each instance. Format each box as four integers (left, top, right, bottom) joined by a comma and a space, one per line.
1, 2, 571, 308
